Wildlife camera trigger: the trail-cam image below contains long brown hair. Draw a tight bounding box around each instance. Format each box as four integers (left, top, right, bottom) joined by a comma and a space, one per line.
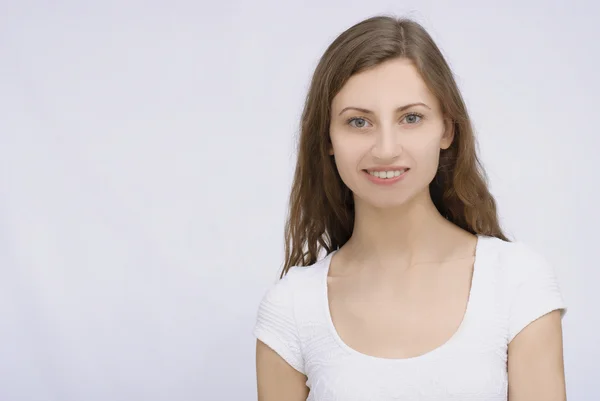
282, 15, 509, 277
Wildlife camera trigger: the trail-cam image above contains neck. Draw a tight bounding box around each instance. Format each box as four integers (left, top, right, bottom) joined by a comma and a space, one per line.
346, 190, 469, 268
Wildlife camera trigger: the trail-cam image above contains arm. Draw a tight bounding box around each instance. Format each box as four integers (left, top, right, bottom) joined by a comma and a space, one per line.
256, 339, 309, 401
508, 310, 566, 401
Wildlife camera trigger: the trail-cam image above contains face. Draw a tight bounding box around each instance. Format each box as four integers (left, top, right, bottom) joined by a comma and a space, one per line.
329, 57, 454, 210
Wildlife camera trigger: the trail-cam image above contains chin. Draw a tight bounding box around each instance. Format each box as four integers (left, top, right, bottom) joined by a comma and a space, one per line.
355, 184, 431, 211
357, 193, 413, 211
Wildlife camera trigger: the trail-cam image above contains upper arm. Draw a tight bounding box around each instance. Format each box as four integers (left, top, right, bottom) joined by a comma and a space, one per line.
505, 242, 568, 400
253, 269, 309, 400
256, 339, 309, 401
508, 310, 566, 401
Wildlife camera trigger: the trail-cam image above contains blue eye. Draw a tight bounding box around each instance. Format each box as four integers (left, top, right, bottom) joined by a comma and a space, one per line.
347, 117, 370, 128
403, 113, 423, 124
345, 113, 424, 129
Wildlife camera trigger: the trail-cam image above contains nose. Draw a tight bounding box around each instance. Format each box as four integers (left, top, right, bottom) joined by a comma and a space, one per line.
371, 125, 401, 162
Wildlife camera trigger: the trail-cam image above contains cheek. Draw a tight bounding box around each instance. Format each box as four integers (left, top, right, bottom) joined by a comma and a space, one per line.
330, 139, 365, 186
332, 145, 360, 175
406, 136, 444, 178
416, 141, 442, 164
409, 127, 444, 152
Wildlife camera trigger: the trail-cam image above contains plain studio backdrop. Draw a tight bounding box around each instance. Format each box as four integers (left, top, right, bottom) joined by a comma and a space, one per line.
0, 0, 598, 400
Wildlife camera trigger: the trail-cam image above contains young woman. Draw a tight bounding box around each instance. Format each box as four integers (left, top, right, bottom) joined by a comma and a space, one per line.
254, 15, 567, 401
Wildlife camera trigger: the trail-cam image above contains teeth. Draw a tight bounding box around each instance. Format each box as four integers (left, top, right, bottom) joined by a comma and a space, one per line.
369, 169, 406, 179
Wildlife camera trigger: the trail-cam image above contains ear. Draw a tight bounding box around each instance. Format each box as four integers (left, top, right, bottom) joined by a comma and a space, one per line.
440, 118, 455, 150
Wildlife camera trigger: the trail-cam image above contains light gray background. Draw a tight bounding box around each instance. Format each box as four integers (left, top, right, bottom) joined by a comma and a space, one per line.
1, 1, 597, 400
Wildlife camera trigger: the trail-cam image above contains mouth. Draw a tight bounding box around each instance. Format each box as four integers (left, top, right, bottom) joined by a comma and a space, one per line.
363, 168, 410, 180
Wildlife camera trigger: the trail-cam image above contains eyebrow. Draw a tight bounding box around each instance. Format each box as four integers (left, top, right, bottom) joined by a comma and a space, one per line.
337, 102, 431, 116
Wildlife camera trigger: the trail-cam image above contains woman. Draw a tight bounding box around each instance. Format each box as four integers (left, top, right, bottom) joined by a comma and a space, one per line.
254, 15, 567, 401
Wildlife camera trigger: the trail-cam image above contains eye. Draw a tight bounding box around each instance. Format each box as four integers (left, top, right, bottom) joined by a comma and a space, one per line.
347, 117, 372, 129
403, 112, 424, 124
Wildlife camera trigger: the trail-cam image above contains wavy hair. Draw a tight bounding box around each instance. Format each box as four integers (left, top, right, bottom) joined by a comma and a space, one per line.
282, 15, 509, 277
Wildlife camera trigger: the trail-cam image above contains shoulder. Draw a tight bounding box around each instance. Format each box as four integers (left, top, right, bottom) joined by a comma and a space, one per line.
484, 236, 558, 286
259, 258, 328, 306
253, 256, 329, 374
481, 236, 567, 342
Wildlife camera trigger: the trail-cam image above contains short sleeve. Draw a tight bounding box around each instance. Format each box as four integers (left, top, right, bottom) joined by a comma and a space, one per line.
507, 243, 567, 343
253, 269, 305, 374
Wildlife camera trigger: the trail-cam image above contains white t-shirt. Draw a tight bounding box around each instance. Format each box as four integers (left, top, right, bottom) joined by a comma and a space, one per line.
253, 235, 567, 400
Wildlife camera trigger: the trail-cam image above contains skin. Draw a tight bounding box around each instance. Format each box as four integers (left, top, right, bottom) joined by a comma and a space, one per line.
257, 57, 566, 400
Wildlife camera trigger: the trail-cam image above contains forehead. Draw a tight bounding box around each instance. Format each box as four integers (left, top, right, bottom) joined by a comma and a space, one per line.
331, 58, 439, 112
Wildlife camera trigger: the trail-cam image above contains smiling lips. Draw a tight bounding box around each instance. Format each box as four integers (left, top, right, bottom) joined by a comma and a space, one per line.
363, 168, 410, 185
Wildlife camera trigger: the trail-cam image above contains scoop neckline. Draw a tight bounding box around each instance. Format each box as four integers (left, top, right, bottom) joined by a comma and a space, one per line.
321, 234, 489, 364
